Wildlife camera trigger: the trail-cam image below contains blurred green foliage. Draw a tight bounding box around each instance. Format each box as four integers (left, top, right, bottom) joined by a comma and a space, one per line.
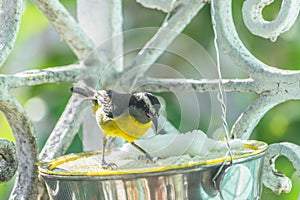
1, 0, 300, 199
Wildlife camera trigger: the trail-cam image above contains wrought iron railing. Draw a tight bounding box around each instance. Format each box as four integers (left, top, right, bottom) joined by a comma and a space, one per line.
0, 0, 299, 199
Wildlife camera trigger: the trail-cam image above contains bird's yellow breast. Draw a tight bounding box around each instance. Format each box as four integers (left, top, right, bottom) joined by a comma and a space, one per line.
95, 109, 152, 142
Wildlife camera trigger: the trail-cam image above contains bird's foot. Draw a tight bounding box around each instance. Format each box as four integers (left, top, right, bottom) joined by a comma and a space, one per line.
101, 162, 118, 170
138, 155, 160, 163
138, 155, 152, 163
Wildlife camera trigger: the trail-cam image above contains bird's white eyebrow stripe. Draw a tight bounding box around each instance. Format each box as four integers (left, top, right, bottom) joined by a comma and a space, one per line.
141, 94, 160, 114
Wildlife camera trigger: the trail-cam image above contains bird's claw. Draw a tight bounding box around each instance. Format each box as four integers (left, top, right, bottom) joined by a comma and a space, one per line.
138, 155, 160, 163
101, 162, 118, 170
138, 155, 152, 163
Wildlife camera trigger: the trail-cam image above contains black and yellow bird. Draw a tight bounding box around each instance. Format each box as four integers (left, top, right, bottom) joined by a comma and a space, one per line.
71, 86, 161, 169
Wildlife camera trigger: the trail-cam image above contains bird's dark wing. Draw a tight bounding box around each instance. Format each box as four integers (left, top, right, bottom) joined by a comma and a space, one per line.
111, 91, 132, 117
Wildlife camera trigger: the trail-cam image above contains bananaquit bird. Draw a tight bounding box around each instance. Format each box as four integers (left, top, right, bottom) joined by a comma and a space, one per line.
71, 86, 161, 169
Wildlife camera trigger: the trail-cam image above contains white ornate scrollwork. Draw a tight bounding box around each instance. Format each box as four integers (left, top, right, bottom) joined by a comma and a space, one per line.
0, 0, 22, 67
213, 0, 300, 194
242, 0, 300, 42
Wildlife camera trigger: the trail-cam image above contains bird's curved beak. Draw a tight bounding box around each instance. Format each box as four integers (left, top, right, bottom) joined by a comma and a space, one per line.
150, 114, 159, 133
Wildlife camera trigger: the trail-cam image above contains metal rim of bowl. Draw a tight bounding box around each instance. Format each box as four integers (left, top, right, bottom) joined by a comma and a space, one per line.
38, 140, 268, 180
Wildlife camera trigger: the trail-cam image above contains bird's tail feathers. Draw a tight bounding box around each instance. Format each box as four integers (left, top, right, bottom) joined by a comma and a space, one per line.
71, 85, 95, 97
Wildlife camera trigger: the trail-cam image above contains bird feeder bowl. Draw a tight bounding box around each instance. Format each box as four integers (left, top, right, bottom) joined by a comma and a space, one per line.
39, 140, 267, 200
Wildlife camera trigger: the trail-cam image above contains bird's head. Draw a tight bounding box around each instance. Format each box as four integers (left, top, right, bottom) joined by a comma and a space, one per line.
129, 92, 162, 133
